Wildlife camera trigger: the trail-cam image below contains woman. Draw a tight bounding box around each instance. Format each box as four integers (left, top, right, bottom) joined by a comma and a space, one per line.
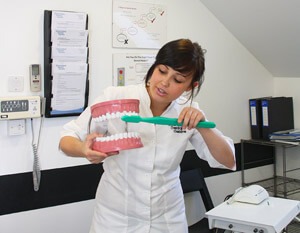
59, 38, 235, 233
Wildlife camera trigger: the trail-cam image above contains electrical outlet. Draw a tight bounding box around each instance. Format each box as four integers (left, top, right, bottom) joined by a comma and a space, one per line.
8, 119, 26, 135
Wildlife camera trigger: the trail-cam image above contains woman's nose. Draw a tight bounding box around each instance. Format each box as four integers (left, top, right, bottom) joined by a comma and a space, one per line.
161, 76, 170, 87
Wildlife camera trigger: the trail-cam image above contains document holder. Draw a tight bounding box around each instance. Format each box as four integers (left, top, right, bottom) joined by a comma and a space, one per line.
43, 10, 89, 118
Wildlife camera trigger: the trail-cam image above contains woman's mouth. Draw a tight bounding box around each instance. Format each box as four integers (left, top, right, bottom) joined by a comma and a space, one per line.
156, 87, 167, 96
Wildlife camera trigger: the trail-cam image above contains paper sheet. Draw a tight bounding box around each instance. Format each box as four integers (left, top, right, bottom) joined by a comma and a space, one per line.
50, 11, 89, 115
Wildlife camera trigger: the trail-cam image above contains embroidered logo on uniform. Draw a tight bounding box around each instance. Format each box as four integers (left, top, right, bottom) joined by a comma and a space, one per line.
171, 126, 186, 133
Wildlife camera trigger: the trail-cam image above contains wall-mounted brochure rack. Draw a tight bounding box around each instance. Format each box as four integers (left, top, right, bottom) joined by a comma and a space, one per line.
44, 10, 89, 118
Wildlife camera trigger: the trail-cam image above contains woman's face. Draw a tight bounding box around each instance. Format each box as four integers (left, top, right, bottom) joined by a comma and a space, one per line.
147, 64, 194, 107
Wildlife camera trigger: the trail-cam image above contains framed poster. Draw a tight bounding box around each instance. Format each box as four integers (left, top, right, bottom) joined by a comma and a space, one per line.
112, 0, 167, 49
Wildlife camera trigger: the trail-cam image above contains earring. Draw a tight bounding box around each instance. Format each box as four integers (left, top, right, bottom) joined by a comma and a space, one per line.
146, 81, 150, 87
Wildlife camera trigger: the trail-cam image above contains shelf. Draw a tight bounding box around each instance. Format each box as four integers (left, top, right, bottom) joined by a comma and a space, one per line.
241, 139, 300, 199
241, 139, 298, 148
287, 218, 300, 233
244, 176, 300, 197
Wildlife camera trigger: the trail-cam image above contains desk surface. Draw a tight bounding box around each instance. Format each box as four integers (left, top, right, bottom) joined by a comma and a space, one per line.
241, 139, 299, 148
206, 197, 300, 233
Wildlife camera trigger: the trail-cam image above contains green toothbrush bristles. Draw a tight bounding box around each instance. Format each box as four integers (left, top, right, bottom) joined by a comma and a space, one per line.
121, 115, 141, 123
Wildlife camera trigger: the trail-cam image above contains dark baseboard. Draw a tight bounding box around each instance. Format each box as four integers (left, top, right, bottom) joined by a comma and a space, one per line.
0, 142, 273, 215
0, 164, 103, 216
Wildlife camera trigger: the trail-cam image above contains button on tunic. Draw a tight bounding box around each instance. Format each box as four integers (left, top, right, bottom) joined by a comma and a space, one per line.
61, 84, 235, 233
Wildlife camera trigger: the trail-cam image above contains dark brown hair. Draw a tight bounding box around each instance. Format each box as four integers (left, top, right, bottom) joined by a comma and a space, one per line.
145, 39, 205, 101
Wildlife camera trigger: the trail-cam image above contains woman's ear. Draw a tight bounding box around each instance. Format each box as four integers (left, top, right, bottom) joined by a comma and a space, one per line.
187, 81, 199, 91
193, 81, 199, 88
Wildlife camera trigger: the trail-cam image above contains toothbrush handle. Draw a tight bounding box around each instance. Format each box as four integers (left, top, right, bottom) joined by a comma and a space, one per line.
143, 117, 216, 128
196, 121, 216, 128
171, 119, 216, 128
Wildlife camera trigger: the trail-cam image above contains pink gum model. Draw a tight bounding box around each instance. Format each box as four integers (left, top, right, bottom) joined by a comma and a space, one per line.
92, 132, 143, 153
91, 99, 140, 120
90, 99, 143, 153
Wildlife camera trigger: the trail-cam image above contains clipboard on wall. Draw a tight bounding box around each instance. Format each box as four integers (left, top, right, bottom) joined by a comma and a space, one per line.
44, 10, 89, 118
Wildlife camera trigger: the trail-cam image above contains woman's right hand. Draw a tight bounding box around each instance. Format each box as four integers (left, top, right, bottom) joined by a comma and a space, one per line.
84, 132, 119, 164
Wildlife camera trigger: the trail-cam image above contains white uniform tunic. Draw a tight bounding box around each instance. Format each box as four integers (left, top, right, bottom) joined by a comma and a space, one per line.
61, 84, 235, 233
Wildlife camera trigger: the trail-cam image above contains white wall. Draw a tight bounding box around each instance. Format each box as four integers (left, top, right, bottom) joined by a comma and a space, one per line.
0, 0, 283, 232
0, 200, 95, 233
274, 78, 300, 128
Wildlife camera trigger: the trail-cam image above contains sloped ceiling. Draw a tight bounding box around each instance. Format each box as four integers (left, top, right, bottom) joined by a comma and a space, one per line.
200, 0, 300, 77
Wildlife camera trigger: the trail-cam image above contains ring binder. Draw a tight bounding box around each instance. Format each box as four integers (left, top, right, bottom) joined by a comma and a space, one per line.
249, 98, 263, 139
249, 97, 272, 139
261, 97, 294, 140
249, 97, 294, 140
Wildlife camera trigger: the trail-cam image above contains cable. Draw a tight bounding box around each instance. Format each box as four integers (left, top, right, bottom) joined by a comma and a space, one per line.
87, 115, 92, 134
31, 117, 43, 191
226, 187, 243, 205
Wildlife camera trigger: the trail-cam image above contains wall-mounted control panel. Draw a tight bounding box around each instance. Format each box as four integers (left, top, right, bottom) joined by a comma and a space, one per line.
30, 64, 41, 92
0, 96, 41, 120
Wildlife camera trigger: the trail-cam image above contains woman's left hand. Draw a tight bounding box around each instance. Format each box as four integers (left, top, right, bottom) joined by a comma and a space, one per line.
178, 107, 206, 130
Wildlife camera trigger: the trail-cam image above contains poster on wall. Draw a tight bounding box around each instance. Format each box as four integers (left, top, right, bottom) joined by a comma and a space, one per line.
112, 0, 167, 49
113, 53, 156, 86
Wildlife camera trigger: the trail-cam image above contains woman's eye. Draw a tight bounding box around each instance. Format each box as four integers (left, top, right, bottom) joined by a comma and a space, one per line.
159, 69, 167, 74
174, 78, 183, 83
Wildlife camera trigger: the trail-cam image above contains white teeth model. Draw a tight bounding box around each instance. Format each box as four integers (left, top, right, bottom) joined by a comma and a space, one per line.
95, 132, 140, 142
93, 111, 138, 122
91, 99, 143, 153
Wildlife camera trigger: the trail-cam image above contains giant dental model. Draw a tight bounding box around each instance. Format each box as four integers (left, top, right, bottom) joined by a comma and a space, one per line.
90, 99, 143, 153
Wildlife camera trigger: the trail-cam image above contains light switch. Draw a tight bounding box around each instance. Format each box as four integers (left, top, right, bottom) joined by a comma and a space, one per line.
8, 76, 24, 92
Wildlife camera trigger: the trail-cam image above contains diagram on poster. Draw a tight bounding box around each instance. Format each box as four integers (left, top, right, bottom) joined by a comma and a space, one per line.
112, 0, 167, 49
113, 54, 155, 86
